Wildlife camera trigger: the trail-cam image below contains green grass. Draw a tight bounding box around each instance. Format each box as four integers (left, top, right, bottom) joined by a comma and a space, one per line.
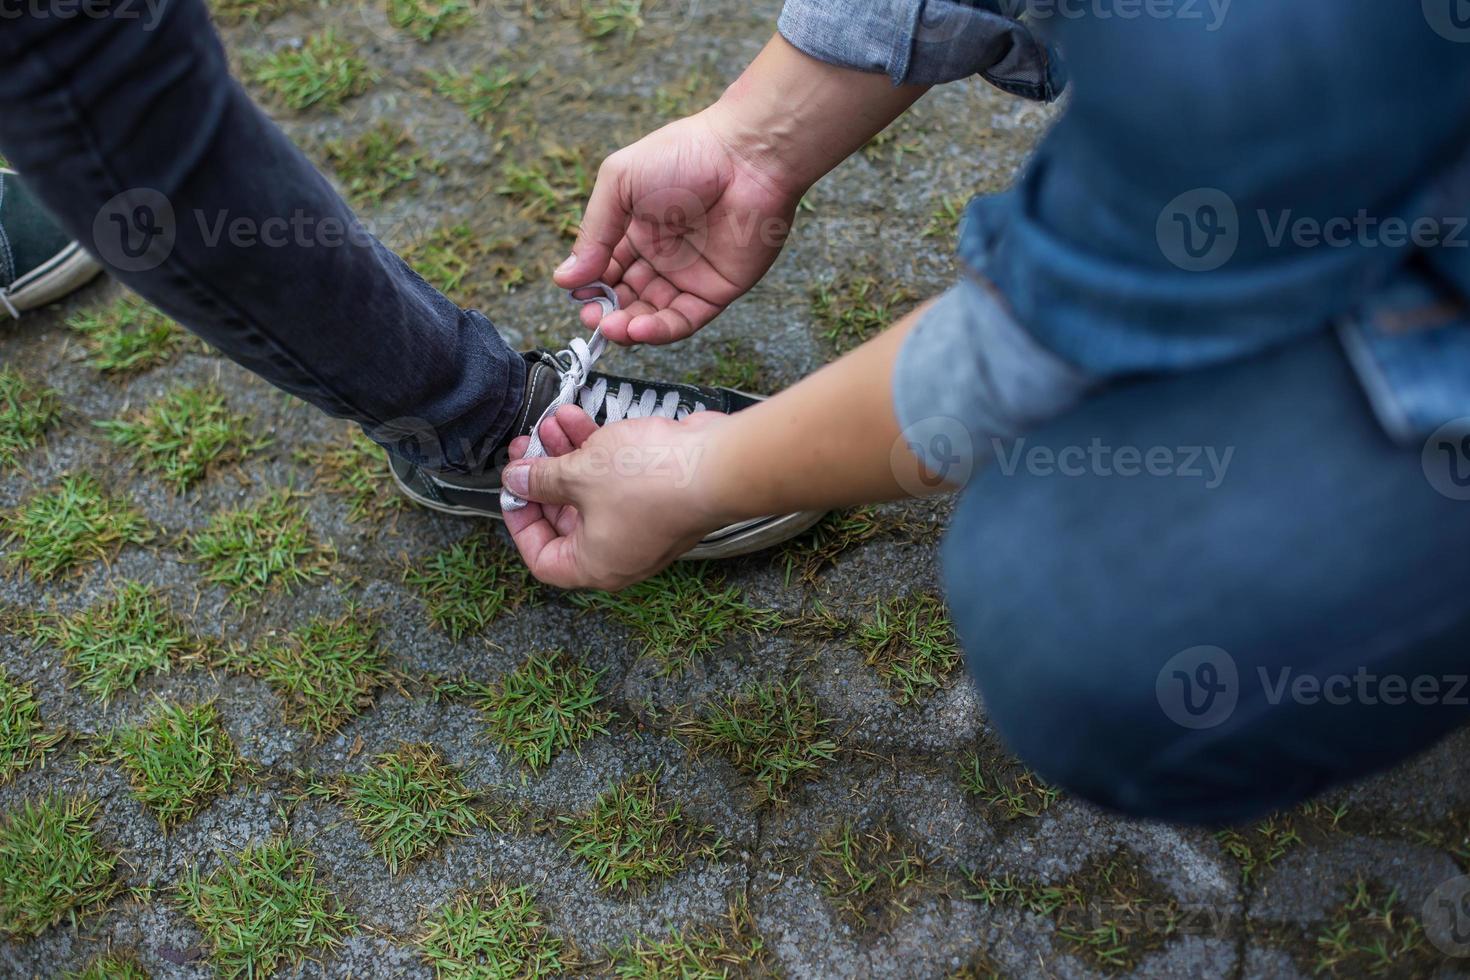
388, 0, 471, 40
679, 680, 836, 806
93, 700, 240, 830
1216, 815, 1304, 886
579, 0, 644, 39
780, 506, 931, 586
210, 0, 292, 23
98, 385, 268, 491
323, 122, 437, 208
497, 145, 595, 240
559, 771, 725, 894
250, 31, 375, 111
178, 837, 355, 980
428, 66, 528, 125
61, 952, 150, 980
331, 743, 480, 873
400, 224, 489, 306
228, 610, 390, 735
1313, 879, 1436, 977
404, 533, 537, 640
418, 881, 570, 978
475, 651, 612, 771
960, 746, 1059, 822
2, 473, 151, 580
571, 563, 780, 676
308, 428, 405, 523
612, 903, 771, 979
854, 592, 961, 703
39, 581, 201, 702
810, 273, 917, 354
814, 819, 926, 926
0, 669, 60, 785
0, 794, 120, 937
190, 489, 334, 607
67, 297, 187, 375
682, 340, 772, 395
924, 193, 969, 239
0, 368, 62, 468
965, 851, 1182, 972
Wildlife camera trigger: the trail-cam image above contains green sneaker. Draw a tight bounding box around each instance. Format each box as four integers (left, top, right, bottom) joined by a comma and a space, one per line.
0, 168, 103, 318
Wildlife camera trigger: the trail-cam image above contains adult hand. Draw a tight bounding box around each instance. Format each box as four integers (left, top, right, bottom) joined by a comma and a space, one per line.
553, 108, 803, 346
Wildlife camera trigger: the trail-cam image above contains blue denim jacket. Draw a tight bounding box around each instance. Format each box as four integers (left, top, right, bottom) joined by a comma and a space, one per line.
781, 0, 1470, 444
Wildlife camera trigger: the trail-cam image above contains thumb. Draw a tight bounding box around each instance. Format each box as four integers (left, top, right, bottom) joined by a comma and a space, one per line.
502, 454, 580, 506
554, 152, 631, 288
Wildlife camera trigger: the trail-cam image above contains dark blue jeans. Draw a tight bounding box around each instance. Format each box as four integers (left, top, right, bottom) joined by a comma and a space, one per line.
947, 332, 1470, 826
0, 0, 524, 474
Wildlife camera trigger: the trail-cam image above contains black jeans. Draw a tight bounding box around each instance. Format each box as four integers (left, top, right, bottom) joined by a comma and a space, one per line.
0, 0, 525, 474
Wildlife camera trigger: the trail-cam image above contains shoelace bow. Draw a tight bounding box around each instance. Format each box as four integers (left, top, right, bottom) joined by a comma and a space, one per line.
500, 282, 706, 511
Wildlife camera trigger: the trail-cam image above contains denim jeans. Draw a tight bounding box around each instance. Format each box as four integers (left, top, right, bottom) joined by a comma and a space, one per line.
0, 0, 525, 474
945, 331, 1470, 826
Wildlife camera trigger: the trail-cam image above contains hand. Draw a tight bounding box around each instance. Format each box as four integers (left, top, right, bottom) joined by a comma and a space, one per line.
553, 107, 804, 346
501, 406, 735, 590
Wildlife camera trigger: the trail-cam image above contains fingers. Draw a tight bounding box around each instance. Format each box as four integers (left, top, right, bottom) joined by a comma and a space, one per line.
555, 152, 631, 289
553, 405, 600, 448
502, 452, 580, 507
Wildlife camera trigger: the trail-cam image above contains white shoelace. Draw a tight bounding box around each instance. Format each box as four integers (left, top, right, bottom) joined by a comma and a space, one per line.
500, 282, 707, 511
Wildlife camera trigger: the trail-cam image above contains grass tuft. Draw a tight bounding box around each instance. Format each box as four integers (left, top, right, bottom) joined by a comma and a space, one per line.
810, 273, 916, 354
178, 837, 355, 979
0, 669, 60, 785
679, 680, 836, 805
428, 66, 528, 125
960, 744, 1059, 822
418, 880, 569, 978
250, 31, 375, 111
475, 651, 612, 771
190, 489, 334, 607
924, 193, 969, 239
1313, 878, 1437, 977
612, 902, 772, 979
400, 223, 489, 306
324, 122, 438, 209
1216, 815, 1303, 886
227, 610, 390, 735
39, 581, 201, 702
61, 952, 150, 980
0, 794, 120, 937
308, 428, 406, 523
571, 563, 780, 677
92, 700, 240, 830
2, 473, 151, 580
579, 0, 644, 39
682, 340, 772, 395
66, 297, 187, 375
210, 0, 293, 23
855, 592, 960, 703
497, 145, 595, 240
780, 506, 933, 586
98, 385, 268, 491
329, 743, 480, 873
388, 0, 471, 40
405, 533, 536, 640
559, 771, 725, 895
0, 368, 61, 468
814, 818, 926, 926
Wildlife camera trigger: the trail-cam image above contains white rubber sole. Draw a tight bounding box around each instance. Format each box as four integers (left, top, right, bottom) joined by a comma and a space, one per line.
4, 243, 103, 315
390, 461, 826, 561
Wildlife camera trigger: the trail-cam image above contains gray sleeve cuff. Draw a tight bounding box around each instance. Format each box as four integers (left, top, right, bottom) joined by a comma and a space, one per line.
892, 277, 1091, 486
778, 0, 1063, 100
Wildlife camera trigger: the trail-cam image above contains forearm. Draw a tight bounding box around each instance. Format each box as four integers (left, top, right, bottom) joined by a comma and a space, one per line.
710, 33, 929, 195
702, 302, 938, 520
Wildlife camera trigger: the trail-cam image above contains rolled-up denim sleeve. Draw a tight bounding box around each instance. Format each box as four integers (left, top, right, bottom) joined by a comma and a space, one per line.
778, 0, 1063, 100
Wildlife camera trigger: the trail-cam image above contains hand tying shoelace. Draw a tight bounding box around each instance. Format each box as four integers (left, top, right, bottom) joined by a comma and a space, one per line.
500, 282, 708, 512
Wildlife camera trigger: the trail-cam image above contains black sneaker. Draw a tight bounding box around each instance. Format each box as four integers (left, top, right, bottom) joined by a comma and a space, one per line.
0, 169, 103, 318
389, 292, 825, 558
